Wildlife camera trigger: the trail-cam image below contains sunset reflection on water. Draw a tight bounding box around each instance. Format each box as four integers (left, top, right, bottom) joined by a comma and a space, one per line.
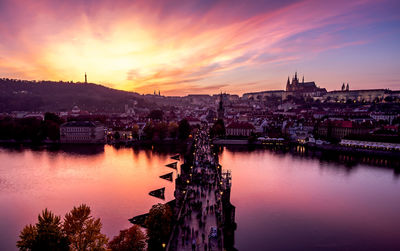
219, 147, 400, 250
0, 145, 177, 250
1, 145, 399, 250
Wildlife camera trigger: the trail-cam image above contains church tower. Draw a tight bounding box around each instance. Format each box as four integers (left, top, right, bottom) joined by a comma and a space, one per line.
217, 93, 224, 120
292, 72, 299, 88
85, 72, 87, 84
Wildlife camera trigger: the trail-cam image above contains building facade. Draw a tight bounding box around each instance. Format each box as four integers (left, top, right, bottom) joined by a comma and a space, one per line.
323, 89, 389, 103
316, 120, 372, 140
226, 122, 255, 137
60, 121, 105, 143
242, 90, 285, 100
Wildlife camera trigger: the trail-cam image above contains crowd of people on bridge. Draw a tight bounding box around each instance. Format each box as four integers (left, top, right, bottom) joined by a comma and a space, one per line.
172, 127, 224, 251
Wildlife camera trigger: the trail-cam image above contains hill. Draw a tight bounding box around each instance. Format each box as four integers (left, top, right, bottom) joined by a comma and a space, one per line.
0, 78, 152, 112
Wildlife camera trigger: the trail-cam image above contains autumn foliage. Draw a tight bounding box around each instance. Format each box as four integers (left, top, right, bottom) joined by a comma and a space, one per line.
108, 225, 146, 251
17, 205, 107, 251
17, 203, 169, 251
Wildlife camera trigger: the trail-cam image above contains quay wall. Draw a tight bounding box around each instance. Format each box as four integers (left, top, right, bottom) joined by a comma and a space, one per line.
213, 139, 249, 145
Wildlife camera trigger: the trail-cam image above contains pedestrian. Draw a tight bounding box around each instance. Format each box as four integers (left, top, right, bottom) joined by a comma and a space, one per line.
192, 238, 196, 251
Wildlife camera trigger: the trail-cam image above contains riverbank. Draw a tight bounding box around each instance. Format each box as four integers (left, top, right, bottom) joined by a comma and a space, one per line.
308, 143, 400, 158
212, 138, 400, 158
0, 138, 191, 147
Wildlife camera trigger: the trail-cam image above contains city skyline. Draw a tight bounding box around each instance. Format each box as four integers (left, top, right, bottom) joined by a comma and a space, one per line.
0, 0, 399, 96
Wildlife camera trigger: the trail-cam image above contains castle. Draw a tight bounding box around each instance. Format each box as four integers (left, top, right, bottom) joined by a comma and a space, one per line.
242, 72, 399, 102
285, 72, 327, 97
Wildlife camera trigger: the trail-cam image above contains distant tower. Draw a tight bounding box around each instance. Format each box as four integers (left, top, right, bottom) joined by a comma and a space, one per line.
217, 93, 224, 120
346, 83, 349, 91
342, 83, 345, 91
85, 72, 87, 83
154, 90, 156, 95
302, 75, 304, 83
292, 72, 299, 87
158, 90, 160, 96
290, 71, 299, 91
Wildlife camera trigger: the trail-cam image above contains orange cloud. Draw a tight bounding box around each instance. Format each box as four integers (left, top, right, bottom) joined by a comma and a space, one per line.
0, 0, 398, 95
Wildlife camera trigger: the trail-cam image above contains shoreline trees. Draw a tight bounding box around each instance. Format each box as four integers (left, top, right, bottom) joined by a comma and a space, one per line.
17, 205, 108, 251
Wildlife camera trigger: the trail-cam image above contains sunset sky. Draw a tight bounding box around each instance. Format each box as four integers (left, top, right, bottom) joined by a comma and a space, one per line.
0, 0, 399, 95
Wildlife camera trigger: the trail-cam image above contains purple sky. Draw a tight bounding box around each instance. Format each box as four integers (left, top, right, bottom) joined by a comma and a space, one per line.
0, 0, 399, 95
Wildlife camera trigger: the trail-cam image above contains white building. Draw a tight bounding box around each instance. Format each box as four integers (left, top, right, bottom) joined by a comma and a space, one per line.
60, 121, 105, 144
340, 139, 400, 151
370, 112, 398, 124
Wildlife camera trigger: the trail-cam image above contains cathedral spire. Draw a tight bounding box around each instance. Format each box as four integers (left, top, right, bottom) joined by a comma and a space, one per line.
217, 92, 224, 120
84, 72, 87, 84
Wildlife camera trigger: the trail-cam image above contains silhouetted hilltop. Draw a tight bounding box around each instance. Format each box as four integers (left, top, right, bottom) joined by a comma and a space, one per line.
0, 78, 151, 112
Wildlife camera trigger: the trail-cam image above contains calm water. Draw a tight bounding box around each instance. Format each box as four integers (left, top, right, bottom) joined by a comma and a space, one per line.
0, 145, 399, 250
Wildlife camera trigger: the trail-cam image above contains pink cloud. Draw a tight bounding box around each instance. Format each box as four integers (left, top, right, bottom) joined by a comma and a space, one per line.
0, 0, 398, 95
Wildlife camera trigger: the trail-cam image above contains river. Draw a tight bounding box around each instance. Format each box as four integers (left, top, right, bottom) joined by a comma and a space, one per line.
0, 145, 399, 250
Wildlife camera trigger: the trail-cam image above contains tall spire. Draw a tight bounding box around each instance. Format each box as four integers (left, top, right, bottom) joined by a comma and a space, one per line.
286, 76, 291, 91
218, 92, 224, 120
84, 72, 87, 83
302, 75, 304, 83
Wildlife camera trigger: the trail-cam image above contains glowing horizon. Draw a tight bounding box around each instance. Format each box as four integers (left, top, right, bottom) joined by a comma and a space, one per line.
0, 0, 399, 95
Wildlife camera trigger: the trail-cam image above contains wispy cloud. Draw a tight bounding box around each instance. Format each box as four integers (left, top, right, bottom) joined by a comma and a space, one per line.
0, 0, 399, 94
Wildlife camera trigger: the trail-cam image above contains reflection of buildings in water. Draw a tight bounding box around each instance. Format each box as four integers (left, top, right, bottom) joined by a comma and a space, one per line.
53, 144, 105, 156
221, 145, 399, 177
222, 145, 290, 157
291, 146, 400, 177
